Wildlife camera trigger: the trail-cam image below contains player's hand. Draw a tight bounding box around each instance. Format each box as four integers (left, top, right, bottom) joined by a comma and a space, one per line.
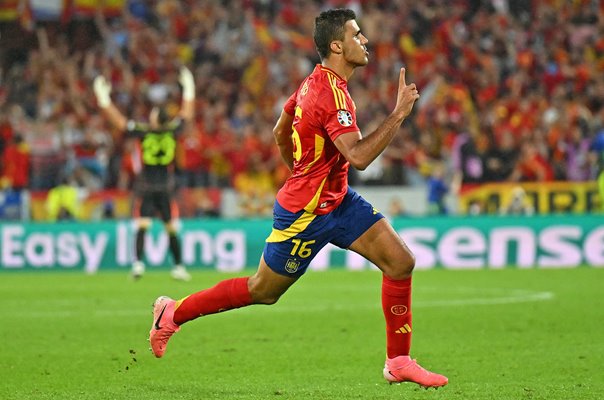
179, 66, 195, 101
393, 68, 419, 120
93, 76, 112, 108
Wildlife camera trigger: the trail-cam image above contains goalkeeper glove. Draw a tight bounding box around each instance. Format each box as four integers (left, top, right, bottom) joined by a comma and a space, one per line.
93, 76, 112, 109
179, 67, 195, 101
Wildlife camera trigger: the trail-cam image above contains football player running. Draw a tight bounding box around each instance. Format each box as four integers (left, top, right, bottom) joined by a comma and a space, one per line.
149, 8, 447, 388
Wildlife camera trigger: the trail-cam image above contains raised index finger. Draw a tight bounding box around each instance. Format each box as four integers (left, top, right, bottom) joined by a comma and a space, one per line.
400, 67, 406, 87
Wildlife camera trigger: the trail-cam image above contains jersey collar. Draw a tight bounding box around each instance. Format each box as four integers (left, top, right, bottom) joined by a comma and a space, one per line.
317, 64, 346, 83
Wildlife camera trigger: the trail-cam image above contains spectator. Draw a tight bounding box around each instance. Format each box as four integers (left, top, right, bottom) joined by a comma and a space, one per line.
589, 128, 604, 211
510, 139, 555, 182
483, 130, 517, 182
233, 154, 275, 217
1, 134, 30, 191
68, 116, 112, 190
501, 186, 534, 216
0, 0, 601, 218
0, 110, 14, 155
176, 127, 208, 188
562, 123, 592, 181
387, 197, 408, 218
46, 176, 82, 221
426, 161, 451, 215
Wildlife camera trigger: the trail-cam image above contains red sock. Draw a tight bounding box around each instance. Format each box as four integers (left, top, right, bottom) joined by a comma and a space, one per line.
382, 275, 413, 359
173, 277, 252, 325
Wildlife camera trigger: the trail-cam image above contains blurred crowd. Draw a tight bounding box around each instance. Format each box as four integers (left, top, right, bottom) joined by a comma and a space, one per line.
1, 0, 604, 217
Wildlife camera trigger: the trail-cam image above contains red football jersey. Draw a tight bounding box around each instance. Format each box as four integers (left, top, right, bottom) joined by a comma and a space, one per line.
276, 65, 359, 215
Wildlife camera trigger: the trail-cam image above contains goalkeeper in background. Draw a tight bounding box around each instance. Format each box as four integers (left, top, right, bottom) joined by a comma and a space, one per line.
93, 67, 195, 281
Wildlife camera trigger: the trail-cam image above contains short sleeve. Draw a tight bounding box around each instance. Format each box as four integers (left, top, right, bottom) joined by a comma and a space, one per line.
283, 90, 298, 115
322, 94, 359, 141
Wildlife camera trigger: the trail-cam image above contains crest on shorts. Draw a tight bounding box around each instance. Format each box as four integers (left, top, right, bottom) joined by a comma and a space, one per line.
285, 258, 300, 274
337, 110, 353, 127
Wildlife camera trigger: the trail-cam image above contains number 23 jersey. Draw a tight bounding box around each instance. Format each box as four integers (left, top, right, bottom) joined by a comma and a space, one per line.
126, 118, 183, 193
277, 65, 359, 215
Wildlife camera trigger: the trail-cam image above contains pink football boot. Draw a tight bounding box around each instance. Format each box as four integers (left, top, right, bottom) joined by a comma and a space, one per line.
383, 356, 448, 388
149, 296, 180, 358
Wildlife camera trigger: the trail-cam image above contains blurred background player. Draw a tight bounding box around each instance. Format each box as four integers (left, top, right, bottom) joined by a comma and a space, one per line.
148, 9, 447, 389
93, 67, 195, 281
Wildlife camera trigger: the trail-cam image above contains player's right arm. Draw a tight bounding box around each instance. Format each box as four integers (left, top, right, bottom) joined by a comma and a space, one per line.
93, 76, 128, 132
177, 66, 195, 122
334, 68, 419, 171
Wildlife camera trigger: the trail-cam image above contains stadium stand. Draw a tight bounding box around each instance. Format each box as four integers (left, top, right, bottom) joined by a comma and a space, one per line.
0, 0, 603, 219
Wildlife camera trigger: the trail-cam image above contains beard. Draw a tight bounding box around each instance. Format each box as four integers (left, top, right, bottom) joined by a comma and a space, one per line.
346, 50, 369, 67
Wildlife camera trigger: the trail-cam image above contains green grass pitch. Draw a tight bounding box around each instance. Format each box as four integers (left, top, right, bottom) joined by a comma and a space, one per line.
1, 267, 603, 400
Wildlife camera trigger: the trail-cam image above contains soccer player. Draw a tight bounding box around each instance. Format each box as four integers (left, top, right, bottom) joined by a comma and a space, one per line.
149, 9, 448, 388
93, 67, 195, 281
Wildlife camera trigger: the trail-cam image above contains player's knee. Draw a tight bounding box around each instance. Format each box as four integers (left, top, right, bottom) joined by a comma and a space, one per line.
247, 278, 283, 305
385, 251, 416, 280
257, 294, 282, 305
164, 220, 178, 233
137, 218, 152, 230
250, 290, 282, 305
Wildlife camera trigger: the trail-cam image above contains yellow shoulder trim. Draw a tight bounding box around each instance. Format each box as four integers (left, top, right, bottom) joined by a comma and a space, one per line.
326, 72, 347, 110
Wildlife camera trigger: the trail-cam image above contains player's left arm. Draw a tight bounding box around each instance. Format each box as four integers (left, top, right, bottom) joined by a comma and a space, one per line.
273, 109, 295, 170
334, 68, 418, 171
178, 66, 195, 122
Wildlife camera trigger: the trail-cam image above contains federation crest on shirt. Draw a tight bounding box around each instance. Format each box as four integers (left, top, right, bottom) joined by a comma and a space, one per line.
337, 110, 353, 127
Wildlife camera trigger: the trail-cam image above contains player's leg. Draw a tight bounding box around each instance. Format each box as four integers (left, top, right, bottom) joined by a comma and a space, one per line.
331, 189, 446, 387
164, 219, 191, 281
348, 220, 447, 387
348, 219, 414, 356
132, 195, 152, 279
149, 255, 297, 357
158, 194, 190, 281
150, 200, 327, 358
132, 218, 151, 278
174, 254, 297, 323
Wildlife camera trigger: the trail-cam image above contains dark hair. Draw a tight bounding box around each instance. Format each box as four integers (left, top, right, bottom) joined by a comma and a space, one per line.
313, 8, 356, 60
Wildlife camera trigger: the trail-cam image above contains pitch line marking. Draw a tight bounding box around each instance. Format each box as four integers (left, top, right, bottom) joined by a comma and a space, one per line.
1, 288, 555, 318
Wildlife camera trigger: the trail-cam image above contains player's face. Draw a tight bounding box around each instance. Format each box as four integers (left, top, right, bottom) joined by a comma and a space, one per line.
342, 20, 369, 67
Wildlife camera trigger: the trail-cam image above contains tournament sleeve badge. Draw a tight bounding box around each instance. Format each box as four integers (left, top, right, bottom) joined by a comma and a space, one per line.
337, 109, 353, 127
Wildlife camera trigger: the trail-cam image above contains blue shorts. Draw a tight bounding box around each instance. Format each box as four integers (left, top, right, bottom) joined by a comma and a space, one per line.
263, 187, 384, 277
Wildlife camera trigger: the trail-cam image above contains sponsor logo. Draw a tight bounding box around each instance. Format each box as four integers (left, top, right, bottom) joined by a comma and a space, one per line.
390, 305, 408, 315
395, 324, 412, 334
337, 110, 353, 127
154, 305, 167, 330
285, 258, 300, 273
